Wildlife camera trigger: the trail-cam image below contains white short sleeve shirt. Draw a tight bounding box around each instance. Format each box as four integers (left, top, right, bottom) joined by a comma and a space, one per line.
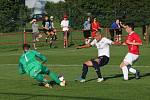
90, 37, 112, 57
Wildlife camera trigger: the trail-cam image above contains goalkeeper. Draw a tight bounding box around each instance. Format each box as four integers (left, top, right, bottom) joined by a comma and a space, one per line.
18, 44, 65, 88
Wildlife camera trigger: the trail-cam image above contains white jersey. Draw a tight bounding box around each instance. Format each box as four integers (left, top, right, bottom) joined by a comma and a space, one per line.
60, 20, 69, 31
90, 37, 112, 57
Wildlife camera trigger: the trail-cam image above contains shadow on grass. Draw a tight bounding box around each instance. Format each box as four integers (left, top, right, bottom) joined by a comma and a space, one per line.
85, 74, 123, 82
0, 92, 119, 100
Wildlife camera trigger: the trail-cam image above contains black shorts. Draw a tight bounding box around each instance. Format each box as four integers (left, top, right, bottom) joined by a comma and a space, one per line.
91, 56, 109, 67
83, 30, 91, 38
115, 29, 122, 35
43, 29, 53, 34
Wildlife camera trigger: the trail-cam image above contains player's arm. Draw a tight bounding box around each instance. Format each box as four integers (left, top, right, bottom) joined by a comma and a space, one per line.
76, 44, 91, 49
35, 51, 47, 64
18, 62, 26, 74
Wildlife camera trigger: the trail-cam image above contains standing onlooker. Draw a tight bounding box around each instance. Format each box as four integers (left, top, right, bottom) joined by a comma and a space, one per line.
83, 16, 91, 44
109, 19, 122, 42
30, 19, 40, 50
42, 15, 56, 48
60, 15, 70, 48
50, 16, 57, 40
91, 18, 100, 38
120, 23, 142, 80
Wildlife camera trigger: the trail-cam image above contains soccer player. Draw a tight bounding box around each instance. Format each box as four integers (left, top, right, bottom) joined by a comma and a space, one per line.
60, 15, 70, 48
120, 23, 142, 80
77, 32, 118, 82
18, 44, 65, 88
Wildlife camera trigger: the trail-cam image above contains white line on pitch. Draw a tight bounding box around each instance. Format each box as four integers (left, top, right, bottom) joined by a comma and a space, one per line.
0, 64, 149, 68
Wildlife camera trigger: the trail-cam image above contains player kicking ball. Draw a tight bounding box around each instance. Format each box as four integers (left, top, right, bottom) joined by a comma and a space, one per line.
77, 32, 119, 83
18, 44, 66, 88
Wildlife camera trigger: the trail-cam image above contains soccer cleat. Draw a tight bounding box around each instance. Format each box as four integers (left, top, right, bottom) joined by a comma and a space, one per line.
135, 70, 140, 79
80, 79, 86, 83
97, 78, 104, 82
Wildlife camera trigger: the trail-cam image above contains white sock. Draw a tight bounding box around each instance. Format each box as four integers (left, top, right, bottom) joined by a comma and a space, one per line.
122, 66, 128, 80
129, 67, 136, 74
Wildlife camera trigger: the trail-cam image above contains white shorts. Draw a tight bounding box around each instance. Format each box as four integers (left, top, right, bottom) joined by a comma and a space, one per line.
123, 53, 139, 65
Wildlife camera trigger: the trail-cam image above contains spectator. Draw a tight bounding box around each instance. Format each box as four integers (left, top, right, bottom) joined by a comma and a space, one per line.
60, 15, 70, 48
83, 16, 91, 44
42, 15, 56, 48
30, 19, 40, 50
110, 19, 122, 42
91, 18, 101, 38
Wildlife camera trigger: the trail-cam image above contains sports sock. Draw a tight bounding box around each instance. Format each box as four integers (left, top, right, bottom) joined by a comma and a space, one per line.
95, 67, 102, 78
129, 68, 136, 74
81, 64, 88, 79
48, 71, 61, 84
127, 65, 136, 74
92, 61, 102, 78
121, 66, 128, 80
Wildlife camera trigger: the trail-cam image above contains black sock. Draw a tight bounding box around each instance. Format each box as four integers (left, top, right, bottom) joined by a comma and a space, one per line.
92, 61, 102, 78
81, 64, 88, 79
95, 67, 102, 78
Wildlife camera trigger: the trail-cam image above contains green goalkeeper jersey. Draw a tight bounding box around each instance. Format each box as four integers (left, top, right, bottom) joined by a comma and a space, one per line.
19, 50, 47, 74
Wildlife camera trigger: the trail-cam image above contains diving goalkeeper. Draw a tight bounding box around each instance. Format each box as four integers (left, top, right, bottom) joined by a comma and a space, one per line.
18, 44, 65, 88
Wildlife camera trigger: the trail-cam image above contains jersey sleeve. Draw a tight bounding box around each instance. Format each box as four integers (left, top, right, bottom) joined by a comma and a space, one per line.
104, 37, 113, 45
34, 51, 47, 62
90, 39, 96, 46
18, 59, 26, 74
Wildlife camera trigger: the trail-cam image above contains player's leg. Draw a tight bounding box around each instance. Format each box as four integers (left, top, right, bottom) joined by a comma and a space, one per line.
120, 61, 129, 80
41, 65, 64, 86
92, 56, 109, 82
80, 60, 93, 82
126, 54, 140, 79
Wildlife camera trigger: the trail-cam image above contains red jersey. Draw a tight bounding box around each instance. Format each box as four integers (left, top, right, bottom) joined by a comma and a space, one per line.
91, 22, 100, 31
125, 32, 142, 55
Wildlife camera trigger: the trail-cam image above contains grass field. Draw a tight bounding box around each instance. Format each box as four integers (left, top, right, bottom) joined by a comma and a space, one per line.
0, 28, 150, 100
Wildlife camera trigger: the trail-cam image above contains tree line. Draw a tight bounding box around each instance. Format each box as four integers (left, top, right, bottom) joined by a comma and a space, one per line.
0, 0, 150, 32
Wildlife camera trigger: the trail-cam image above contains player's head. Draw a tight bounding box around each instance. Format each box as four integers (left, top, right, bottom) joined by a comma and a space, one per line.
116, 19, 120, 24
23, 44, 30, 52
45, 15, 49, 21
94, 32, 102, 41
125, 22, 135, 33
50, 16, 54, 21
63, 15, 68, 20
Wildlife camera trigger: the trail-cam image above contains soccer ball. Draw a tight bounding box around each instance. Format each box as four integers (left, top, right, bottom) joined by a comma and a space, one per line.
58, 75, 66, 86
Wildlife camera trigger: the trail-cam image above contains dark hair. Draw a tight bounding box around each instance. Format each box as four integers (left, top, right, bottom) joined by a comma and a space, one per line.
125, 22, 135, 30
23, 44, 30, 49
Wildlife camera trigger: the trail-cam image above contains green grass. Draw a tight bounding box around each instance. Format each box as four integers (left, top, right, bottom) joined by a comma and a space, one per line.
0, 28, 150, 100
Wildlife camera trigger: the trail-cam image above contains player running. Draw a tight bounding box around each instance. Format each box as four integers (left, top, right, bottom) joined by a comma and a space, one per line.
120, 23, 142, 80
18, 44, 66, 88
77, 32, 118, 82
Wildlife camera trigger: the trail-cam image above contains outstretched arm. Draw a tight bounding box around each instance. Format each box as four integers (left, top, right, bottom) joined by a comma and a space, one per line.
76, 44, 91, 49
19, 62, 26, 74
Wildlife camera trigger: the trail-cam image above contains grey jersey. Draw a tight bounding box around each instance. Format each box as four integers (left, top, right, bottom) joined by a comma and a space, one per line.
32, 23, 39, 33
